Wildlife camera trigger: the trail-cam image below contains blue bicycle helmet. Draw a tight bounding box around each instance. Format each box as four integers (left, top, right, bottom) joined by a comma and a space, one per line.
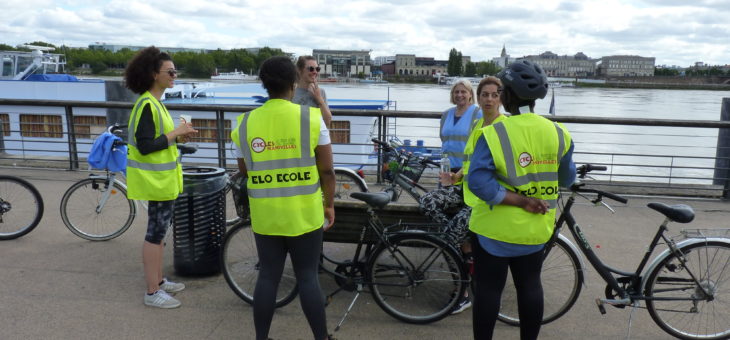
497, 60, 548, 100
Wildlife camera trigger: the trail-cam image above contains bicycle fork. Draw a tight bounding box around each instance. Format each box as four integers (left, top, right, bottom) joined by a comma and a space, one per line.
92, 174, 116, 214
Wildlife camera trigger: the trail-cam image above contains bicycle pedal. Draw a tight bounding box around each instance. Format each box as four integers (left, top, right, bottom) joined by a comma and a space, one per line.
595, 298, 607, 315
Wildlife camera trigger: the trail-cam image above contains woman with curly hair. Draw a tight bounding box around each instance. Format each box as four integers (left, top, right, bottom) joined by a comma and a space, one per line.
123, 46, 197, 309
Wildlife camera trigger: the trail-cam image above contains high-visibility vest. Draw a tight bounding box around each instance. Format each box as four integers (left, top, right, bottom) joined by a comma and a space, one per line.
440, 104, 482, 169
469, 113, 571, 245
231, 99, 323, 236
126, 91, 182, 201
462, 114, 506, 207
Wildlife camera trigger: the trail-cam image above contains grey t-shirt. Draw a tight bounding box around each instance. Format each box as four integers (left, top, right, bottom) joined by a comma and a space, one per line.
292, 87, 328, 108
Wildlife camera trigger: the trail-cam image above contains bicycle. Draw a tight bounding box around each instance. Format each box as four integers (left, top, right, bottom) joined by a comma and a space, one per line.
59, 124, 207, 241
497, 164, 730, 340
372, 138, 440, 202
220, 190, 469, 329
0, 175, 44, 240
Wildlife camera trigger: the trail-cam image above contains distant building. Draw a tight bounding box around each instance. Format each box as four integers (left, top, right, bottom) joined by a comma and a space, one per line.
394, 54, 448, 76
492, 45, 516, 68
597, 55, 655, 77
373, 56, 396, 66
519, 51, 597, 77
312, 49, 371, 77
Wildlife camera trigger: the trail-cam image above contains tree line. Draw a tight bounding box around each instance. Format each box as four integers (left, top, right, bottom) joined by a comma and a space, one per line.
447, 48, 502, 77
1, 41, 287, 78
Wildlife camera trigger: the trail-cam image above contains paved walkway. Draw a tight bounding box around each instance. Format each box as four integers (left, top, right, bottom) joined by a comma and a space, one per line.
2, 167, 729, 340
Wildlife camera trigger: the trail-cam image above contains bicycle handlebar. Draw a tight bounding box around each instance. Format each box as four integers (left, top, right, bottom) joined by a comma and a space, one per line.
571, 164, 628, 204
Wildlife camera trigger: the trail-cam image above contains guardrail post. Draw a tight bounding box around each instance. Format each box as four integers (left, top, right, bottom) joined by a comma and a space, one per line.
65, 105, 79, 170
216, 109, 226, 169
376, 113, 385, 184
714, 98, 730, 199
0, 118, 5, 153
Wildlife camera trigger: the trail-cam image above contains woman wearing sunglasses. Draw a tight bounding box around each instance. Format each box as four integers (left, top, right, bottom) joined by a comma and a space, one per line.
124, 46, 197, 309
293, 56, 332, 127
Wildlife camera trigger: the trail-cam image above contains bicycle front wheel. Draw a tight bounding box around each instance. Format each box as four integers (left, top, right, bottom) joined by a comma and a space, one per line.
0, 176, 44, 240
334, 168, 367, 201
498, 236, 584, 326
645, 241, 730, 340
60, 177, 135, 241
368, 233, 468, 324
220, 223, 298, 308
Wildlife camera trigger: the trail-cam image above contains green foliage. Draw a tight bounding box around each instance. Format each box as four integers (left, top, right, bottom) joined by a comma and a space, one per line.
447, 48, 463, 76
0, 41, 291, 76
654, 67, 679, 76
464, 62, 477, 77
357, 72, 365, 79
475, 61, 501, 77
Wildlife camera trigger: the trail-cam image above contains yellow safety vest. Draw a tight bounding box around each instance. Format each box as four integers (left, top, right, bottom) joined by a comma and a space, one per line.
126, 91, 182, 201
469, 113, 571, 245
231, 99, 323, 236
462, 114, 506, 207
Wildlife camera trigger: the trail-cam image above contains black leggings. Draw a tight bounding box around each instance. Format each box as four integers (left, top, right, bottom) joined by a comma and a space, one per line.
471, 234, 544, 340
253, 228, 327, 340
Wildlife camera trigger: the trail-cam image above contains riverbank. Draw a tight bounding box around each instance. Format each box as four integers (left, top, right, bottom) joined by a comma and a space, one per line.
578, 81, 730, 91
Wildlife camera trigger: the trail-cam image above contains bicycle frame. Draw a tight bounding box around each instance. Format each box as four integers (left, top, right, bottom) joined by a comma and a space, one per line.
555, 191, 714, 304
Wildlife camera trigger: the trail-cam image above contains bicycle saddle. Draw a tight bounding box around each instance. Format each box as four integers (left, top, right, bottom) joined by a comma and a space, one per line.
350, 191, 391, 209
647, 202, 695, 223
177, 143, 199, 155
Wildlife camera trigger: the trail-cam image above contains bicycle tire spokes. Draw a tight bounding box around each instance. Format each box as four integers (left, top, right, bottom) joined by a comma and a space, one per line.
645, 242, 730, 340
0, 176, 44, 240
368, 235, 466, 324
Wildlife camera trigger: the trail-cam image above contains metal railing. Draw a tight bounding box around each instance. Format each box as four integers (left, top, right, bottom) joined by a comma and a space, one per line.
1, 98, 729, 198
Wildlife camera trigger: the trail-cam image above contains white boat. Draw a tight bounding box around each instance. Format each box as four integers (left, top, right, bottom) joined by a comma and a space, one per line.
0, 47, 392, 169
211, 69, 258, 81
442, 76, 482, 87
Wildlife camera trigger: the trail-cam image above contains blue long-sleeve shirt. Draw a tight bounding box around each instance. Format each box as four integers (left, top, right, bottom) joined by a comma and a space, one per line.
467, 134, 576, 256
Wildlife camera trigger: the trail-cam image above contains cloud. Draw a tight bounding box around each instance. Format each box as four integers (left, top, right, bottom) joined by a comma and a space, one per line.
2, 0, 729, 66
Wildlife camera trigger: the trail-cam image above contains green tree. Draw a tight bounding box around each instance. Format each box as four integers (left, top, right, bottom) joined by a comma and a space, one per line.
464, 61, 477, 77
182, 53, 216, 78
474, 61, 501, 77
447, 48, 463, 76
654, 67, 679, 76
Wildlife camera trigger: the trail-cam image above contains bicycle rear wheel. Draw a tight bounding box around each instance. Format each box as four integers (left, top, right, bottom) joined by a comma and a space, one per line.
645, 241, 730, 340
0, 176, 44, 240
220, 223, 298, 307
368, 233, 467, 324
60, 177, 135, 241
498, 236, 584, 325
334, 168, 367, 201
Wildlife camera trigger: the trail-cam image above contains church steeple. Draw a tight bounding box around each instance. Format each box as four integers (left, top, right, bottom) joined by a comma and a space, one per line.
500, 44, 507, 57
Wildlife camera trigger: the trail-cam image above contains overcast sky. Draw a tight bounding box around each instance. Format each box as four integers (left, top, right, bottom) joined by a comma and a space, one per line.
3, 0, 729, 67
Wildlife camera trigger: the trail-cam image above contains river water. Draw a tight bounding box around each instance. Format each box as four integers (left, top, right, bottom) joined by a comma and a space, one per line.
321, 82, 730, 184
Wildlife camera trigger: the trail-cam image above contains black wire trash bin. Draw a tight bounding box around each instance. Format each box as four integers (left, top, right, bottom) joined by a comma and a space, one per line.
173, 166, 228, 276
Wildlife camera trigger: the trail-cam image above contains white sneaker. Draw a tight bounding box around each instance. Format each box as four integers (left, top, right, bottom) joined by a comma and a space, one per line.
160, 278, 185, 293
144, 290, 181, 309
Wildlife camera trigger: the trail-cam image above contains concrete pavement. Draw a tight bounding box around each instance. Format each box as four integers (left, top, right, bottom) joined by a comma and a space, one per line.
1, 167, 729, 340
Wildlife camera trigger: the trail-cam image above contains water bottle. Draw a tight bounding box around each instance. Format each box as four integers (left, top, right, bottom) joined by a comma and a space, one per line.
440, 156, 451, 174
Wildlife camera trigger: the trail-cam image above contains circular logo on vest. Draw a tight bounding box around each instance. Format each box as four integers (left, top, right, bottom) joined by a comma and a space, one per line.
518, 152, 532, 167
251, 137, 266, 153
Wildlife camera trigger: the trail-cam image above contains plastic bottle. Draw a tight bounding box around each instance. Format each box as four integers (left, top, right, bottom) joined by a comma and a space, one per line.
440, 156, 451, 174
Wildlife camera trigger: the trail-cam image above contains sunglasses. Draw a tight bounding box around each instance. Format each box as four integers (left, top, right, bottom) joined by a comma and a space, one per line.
165, 69, 178, 77
307, 66, 321, 72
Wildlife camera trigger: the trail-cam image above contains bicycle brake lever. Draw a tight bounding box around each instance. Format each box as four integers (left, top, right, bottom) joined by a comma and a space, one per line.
595, 198, 615, 213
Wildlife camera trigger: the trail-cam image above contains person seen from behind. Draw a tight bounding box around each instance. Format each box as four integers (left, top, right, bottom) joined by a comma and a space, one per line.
231, 56, 336, 340
123, 46, 198, 309
467, 60, 576, 339
293, 55, 332, 127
